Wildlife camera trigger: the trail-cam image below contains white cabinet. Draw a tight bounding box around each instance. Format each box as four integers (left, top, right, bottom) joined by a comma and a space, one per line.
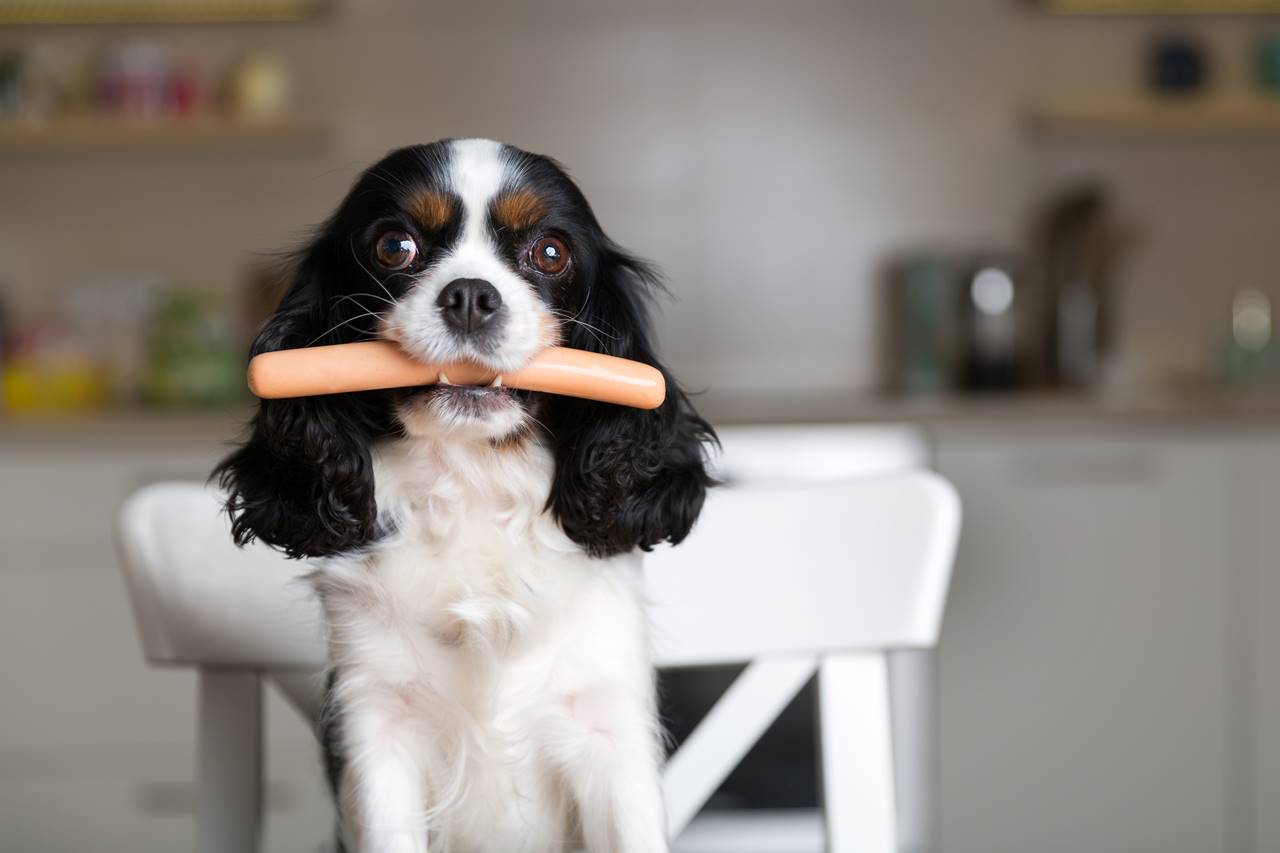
2, 416, 1275, 852
935, 429, 1274, 853
1243, 438, 1280, 853
0, 426, 332, 853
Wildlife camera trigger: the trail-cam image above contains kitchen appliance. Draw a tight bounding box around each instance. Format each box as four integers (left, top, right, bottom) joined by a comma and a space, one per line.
887, 252, 1033, 394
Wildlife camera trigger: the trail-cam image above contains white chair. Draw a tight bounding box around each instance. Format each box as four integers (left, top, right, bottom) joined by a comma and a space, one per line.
116, 470, 958, 853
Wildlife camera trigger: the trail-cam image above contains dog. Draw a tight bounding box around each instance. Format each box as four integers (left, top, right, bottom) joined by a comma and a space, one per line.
215, 138, 715, 853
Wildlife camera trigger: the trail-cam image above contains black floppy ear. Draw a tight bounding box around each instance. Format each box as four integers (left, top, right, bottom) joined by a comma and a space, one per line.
545, 247, 717, 558
213, 240, 391, 560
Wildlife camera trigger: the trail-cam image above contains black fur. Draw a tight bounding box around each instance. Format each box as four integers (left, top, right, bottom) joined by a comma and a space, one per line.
215, 140, 714, 560
318, 669, 348, 852
319, 669, 346, 797
214, 241, 395, 559
541, 247, 716, 557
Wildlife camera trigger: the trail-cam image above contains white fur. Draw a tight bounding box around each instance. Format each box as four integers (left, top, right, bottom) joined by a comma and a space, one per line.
313, 437, 667, 853
315, 138, 668, 852
382, 139, 556, 377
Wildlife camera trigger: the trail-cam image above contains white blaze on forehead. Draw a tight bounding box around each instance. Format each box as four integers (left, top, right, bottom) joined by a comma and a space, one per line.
381, 136, 551, 393
448, 138, 509, 245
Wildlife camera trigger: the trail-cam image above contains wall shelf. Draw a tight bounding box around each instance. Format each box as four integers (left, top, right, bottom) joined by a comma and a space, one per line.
1036, 0, 1280, 13
0, 115, 330, 155
1025, 96, 1280, 138
0, 0, 325, 24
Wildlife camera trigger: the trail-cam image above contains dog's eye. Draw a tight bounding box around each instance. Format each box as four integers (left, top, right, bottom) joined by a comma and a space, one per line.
528, 235, 570, 277
374, 231, 418, 270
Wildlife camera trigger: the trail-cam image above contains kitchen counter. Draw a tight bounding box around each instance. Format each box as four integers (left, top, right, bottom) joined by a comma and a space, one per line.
0, 408, 252, 450
3, 386, 1280, 447
699, 387, 1280, 430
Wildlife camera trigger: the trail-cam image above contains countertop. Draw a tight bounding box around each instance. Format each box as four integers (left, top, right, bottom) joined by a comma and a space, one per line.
3, 386, 1280, 449
0, 408, 252, 451
698, 387, 1280, 429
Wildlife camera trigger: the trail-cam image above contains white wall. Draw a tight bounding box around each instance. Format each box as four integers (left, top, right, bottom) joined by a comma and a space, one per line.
1, 0, 1276, 395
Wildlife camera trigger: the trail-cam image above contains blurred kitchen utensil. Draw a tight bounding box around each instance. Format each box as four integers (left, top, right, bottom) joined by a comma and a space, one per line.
0, 51, 23, 116
1219, 288, 1280, 386
961, 256, 1029, 392
1148, 34, 1209, 95
1033, 185, 1135, 390
886, 254, 962, 395
1259, 34, 1280, 94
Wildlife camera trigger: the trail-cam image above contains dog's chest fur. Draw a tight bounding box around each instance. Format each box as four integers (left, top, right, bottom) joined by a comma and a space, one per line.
311, 435, 651, 851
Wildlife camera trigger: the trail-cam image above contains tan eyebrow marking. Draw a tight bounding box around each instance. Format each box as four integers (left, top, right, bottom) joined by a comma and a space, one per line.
406, 190, 456, 231
492, 189, 547, 232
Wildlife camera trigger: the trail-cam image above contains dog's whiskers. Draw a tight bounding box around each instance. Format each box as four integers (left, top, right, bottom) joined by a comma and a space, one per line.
350, 237, 401, 304
549, 309, 618, 350
307, 310, 387, 346
550, 306, 618, 337
519, 411, 554, 439
332, 292, 397, 311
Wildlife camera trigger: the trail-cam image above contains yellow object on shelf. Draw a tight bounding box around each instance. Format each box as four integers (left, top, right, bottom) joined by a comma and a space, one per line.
3, 360, 109, 414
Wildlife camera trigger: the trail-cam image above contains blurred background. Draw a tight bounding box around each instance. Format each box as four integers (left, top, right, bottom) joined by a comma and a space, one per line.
1, 0, 1279, 851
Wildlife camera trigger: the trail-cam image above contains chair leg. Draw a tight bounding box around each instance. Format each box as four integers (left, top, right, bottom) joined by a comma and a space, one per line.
818, 652, 897, 853
198, 668, 263, 853
889, 650, 937, 853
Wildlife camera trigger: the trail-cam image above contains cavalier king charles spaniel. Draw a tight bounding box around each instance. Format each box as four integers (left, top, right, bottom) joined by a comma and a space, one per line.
215, 138, 715, 853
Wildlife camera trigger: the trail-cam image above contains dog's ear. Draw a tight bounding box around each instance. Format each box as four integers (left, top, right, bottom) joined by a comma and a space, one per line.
545, 245, 716, 558
213, 237, 390, 559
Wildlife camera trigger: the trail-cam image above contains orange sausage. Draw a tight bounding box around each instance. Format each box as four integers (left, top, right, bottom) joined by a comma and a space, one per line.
247, 342, 666, 410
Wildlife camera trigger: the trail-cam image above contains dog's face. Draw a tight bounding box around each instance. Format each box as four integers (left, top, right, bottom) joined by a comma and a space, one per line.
338, 139, 605, 441
216, 139, 714, 559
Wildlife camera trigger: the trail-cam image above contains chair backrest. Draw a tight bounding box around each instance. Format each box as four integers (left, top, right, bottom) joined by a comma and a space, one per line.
116, 469, 959, 670
116, 482, 325, 668
646, 471, 960, 667
711, 424, 929, 485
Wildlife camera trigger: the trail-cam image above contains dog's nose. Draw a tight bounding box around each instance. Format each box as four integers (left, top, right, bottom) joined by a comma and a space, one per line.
436, 278, 503, 334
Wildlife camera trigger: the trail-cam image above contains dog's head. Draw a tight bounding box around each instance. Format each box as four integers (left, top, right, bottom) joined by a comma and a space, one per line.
215, 139, 715, 559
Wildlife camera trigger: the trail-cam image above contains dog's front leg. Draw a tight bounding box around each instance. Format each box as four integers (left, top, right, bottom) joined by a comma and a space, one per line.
337, 696, 430, 853
553, 686, 669, 853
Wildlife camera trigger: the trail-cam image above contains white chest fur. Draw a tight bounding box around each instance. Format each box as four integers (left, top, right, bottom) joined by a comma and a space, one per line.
309, 436, 661, 853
